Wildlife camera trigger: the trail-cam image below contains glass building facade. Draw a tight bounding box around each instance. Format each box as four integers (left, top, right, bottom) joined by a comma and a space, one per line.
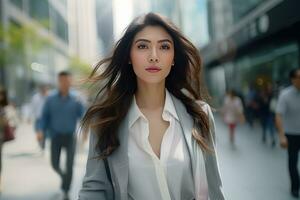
203, 0, 300, 107
231, 0, 265, 23
0, 0, 70, 105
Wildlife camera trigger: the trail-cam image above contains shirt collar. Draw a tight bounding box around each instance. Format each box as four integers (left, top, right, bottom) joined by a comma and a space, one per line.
164, 90, 179, 121
53, 90, 69, 98
128, 90, 179, 128
54, 89, 76, 99
128, 96, 147, 128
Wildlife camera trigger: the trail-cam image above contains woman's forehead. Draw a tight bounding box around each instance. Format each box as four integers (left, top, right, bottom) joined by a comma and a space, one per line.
133, 26, 173, 42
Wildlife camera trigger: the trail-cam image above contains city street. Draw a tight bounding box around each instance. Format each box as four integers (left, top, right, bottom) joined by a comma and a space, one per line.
0, 116, 297, 200
1, 0, 299, 200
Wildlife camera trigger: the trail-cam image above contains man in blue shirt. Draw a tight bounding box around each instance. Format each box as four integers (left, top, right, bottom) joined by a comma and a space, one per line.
38, 71, 85, 200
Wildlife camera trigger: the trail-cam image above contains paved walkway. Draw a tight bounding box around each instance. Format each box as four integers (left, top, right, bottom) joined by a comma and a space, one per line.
0, 122, 87, 200
215, 116, 297, 200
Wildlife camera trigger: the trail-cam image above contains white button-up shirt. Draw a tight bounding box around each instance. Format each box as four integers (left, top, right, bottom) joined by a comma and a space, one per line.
128, 90, 195, 200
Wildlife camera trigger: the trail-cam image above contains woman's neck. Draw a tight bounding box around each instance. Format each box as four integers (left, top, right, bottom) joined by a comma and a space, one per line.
135, 81, 165, 110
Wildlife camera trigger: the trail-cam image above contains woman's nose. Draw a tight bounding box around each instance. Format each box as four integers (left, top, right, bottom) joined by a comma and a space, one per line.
149, 57, 159, 62
148, 48, 159, 63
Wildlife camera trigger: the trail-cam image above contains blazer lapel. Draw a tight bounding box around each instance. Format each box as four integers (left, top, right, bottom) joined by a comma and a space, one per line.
172, 95, 227, 200
170, 95, 195, 169
171, 95, 211, 199
107, 113, 129, 200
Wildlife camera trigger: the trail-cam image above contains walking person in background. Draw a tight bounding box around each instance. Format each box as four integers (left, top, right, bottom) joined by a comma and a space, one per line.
0, 88, 8, 192
269, 84, 279, 147
221, 89, 244, 144
79, 13, 225, 200
276, 68, 300, 198
30, 84, 49, 154
245, 85, 258, 128
37, 71, 85, 200
257, 86, 276, 146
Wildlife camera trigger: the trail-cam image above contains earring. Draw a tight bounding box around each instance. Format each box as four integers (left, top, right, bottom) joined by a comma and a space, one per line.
172, 63, 175, 66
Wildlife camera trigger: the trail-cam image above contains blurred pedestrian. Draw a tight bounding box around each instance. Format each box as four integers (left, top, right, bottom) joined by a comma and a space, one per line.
30, 84, 49, 153
0, 87, 9, 192
257, 86, 276, 146
78, 13, 225, 200
221, 89, 244, 144
38, 71, 85, 200
276, 68, 300, 198
5, 101, 20, 130
245, 85, 258, 128
270, 85, 279, 146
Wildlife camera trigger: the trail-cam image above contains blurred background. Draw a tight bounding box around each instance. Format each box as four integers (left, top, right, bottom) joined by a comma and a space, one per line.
0, 0, 299, 200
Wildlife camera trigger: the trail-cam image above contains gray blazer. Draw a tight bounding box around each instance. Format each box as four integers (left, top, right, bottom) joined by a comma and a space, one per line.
78, 95, 225, 200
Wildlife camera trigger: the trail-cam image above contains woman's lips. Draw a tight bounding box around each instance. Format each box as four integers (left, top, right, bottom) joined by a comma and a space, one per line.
145, 66, 161, 73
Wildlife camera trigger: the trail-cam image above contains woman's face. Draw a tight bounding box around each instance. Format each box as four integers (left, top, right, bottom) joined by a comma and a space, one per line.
130, 25, 174, 85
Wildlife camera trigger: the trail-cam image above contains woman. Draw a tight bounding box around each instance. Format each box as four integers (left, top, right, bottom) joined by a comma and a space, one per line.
0, 88, 9, 192
79, 13, 225, 200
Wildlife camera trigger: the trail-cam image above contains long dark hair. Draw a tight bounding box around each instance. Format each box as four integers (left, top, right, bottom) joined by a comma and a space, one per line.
82, 13, 212, 158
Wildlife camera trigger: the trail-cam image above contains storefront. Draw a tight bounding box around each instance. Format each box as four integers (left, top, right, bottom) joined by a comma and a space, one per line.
203, 0, 300, 106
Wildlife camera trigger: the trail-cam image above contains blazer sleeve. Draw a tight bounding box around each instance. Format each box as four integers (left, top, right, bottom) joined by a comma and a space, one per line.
197, 101, 226, 200
78, 132, 114, 200
206, 104, 226, 200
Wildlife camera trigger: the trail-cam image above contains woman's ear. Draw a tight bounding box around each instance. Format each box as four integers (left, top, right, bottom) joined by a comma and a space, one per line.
171, 58, 175, 66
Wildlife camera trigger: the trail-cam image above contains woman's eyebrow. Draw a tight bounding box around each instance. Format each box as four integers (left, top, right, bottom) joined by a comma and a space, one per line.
157, 39, 173, 44
134, 39, 150, 44
134, 38, 173, 44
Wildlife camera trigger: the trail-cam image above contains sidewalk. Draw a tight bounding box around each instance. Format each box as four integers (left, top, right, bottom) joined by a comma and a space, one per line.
1, 122, 87, 200
214, 115, 296, 200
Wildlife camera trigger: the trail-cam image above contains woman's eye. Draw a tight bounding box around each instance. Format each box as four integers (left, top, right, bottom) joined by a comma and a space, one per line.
137, 44, 148, 49
161, 44, 170, 50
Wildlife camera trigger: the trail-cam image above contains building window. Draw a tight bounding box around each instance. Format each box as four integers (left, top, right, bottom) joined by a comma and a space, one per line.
10, 0, 23, 10
231, 0, 265, 23
238, 42, 299, 91
29, 0, 50, 29
52, 8, 68, 43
